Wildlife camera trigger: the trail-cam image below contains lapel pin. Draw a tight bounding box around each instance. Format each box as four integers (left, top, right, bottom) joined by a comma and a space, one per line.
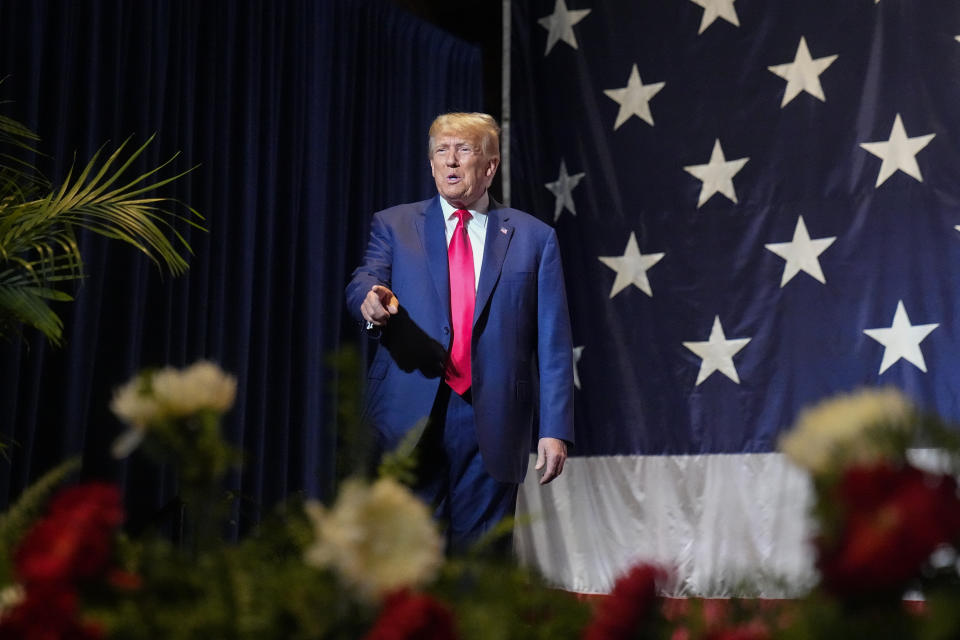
500, 227, 508, 235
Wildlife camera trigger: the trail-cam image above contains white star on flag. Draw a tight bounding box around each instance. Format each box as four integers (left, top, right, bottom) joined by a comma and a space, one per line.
683, 139, 749, 208
545, 159, 586, 221
689, 0, 739, 34
573, 345, 585, 389
683, 316, 751, 385
764, 216, 836, 287
598, 232, 665, 298
864, 300, 938, 374
538, 0, 591, 56
603, 64, 665, 129
767, 37, 838, 107
859, 113, 935, 187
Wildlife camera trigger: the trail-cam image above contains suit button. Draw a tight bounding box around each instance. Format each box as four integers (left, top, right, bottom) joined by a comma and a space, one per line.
442, 327, 450, 335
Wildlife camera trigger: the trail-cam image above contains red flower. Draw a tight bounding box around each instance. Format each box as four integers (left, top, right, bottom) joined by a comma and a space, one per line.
817, 463, 960, 596
665, 599, 775, 640
0, 583, 103, 639
584, 563, 667, 640
364, 590, 458, 640
14, 483, 124, 587
1, 484, 126, 639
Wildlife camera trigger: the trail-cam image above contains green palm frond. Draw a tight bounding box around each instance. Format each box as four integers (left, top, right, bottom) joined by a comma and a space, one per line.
0, 104, 202, 345
0, 112, 40, 152
0, 285, 74, 342
4, 137, 201, 270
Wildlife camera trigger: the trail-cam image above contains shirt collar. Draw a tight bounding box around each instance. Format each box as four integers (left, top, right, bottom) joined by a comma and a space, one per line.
439, 191, 489, 227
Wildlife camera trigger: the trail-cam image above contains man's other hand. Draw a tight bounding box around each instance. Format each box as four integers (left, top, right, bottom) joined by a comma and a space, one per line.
361, 285, 399, 327
535, 437, 567, 485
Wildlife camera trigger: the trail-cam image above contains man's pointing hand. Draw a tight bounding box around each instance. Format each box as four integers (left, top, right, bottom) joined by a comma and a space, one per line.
361, 284, 399, 327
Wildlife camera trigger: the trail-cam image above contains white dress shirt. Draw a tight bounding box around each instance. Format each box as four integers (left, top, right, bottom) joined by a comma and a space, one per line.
439, 191, 488, 290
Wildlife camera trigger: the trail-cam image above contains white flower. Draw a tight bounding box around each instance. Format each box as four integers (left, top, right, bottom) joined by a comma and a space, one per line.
0, 584, 24, 618
304, 477, 444, 600
151, 360, 237, 416
109, 375, 161, 427
109, 360, 237, 458
779, 387, 914, 474
110, 375, 158, 457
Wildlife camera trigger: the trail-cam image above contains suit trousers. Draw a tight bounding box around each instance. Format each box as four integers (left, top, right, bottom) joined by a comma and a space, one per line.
415, 384, 519, 554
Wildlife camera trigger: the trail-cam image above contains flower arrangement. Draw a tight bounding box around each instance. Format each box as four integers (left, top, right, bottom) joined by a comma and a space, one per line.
0, 359, 589, 639
6, 370, 960, 639
0, 483, 127, 638
110, 359, 237, 461
778, 389, 960, 600
814, 462, 960, 597
364, 590, 458, 640
109, 360, 240, 554
564, 387, 960, 639
777, 387, 913, 475
584, 563, 669, 639
303, 476, 444, 601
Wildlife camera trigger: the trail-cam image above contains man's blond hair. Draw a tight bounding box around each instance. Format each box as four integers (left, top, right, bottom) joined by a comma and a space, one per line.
428, 112, 501, 160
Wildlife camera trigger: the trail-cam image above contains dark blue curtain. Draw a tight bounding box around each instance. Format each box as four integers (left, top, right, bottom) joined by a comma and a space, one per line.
0, 0, 482, 534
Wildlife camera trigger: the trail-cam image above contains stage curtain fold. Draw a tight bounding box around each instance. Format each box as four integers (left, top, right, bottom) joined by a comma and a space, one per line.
0, 0, 482, 536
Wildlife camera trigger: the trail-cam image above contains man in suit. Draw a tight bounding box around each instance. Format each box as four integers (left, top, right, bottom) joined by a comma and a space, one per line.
346, 112, 573, 551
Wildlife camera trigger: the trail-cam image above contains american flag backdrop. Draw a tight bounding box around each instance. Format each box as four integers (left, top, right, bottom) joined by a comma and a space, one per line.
508, 0, 960, 595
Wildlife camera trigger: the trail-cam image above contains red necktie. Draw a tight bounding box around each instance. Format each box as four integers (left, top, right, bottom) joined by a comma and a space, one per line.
446, 209, 475, 394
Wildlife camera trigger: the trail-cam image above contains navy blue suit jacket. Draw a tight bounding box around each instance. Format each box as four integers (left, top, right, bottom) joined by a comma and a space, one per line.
346, 195, 575, 483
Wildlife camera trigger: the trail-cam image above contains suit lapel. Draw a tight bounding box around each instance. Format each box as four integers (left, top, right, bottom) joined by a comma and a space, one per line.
417, 196, 450, 320
474, 204, 513, 324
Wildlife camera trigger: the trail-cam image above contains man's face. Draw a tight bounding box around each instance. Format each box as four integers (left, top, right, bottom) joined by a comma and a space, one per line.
430, 133, 499, 208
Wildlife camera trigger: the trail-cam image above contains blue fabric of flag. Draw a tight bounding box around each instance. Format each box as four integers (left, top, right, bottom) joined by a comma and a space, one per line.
510, 1, 960, 456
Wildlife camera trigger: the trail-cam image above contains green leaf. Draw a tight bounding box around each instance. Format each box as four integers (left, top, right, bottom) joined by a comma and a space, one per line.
0, 285, 67, 344
0, 100, 203, 345
0, 458, 81, 584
